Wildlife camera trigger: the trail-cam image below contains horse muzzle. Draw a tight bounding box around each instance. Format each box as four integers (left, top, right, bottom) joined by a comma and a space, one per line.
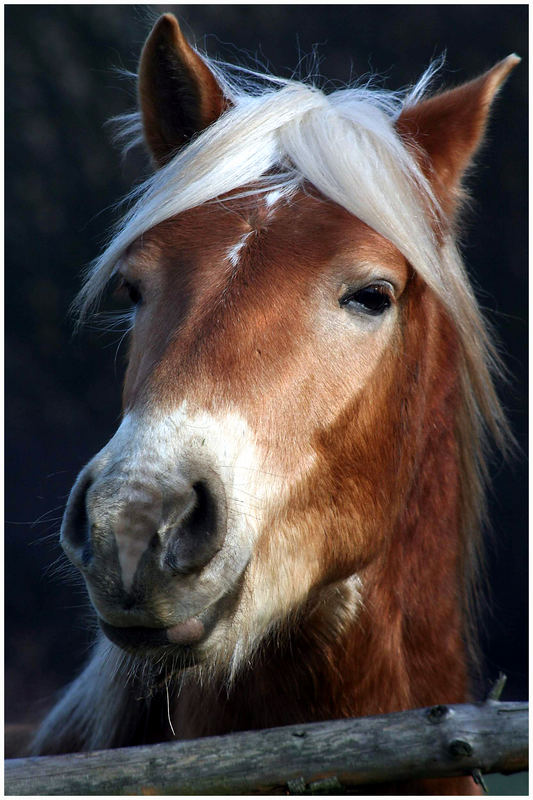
59, 455, 234, 654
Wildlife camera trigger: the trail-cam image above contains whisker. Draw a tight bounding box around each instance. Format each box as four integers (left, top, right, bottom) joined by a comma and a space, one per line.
28, 529, 63, 546
85, 310, 136, 335
165, 678, 176, 737
113, 328, 133, 375
6, 504, 65, 528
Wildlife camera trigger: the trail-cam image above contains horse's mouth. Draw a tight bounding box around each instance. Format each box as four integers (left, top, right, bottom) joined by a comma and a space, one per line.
97, 576, 244, 657
98, 616, 204, 659
94, 551, 248, 659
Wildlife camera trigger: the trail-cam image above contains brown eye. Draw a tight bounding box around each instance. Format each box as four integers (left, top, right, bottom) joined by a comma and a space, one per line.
340, 284, 392, 316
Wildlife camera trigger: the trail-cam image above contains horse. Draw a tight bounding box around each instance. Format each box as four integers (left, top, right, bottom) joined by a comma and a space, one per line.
31, 13, 519, 794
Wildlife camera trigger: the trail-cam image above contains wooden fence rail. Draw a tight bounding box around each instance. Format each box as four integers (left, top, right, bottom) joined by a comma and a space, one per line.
5, 700, 528, 796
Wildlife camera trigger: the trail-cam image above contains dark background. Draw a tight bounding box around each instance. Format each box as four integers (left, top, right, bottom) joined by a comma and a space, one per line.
6, 5, 527, 729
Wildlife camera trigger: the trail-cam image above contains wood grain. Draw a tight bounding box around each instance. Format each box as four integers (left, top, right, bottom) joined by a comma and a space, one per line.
5, 701, 528, 796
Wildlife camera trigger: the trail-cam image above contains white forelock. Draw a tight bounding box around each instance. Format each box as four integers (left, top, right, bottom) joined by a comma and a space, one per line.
77, 63, 444, 316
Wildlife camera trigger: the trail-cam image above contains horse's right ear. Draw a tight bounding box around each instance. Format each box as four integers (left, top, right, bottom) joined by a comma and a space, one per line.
397, 55, 520, 220
138, 14, 228, 168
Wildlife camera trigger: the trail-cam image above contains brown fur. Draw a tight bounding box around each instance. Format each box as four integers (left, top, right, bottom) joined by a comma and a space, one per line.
145, 217, 471, 793
115, 192, 472, 794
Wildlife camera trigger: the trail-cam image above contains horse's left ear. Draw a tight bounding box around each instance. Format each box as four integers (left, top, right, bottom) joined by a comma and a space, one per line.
138, 14, 228, 168
397, 55, 520, 218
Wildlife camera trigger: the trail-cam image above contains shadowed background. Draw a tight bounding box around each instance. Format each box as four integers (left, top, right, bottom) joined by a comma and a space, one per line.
5, 4, 527, 734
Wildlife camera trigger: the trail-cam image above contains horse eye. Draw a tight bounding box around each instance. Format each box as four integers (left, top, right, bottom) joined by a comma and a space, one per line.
116, 277, 143, 306
339, 285, 392, 316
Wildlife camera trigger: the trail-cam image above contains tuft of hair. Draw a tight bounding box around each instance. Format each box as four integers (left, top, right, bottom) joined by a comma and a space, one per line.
74, 55, 445, 321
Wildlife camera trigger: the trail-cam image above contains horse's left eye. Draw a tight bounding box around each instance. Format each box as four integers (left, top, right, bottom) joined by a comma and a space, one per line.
339, 285, 392, 316
116, 277, 143, 306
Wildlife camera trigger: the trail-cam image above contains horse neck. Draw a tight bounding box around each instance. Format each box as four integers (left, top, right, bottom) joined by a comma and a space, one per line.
174, 285, 471, 735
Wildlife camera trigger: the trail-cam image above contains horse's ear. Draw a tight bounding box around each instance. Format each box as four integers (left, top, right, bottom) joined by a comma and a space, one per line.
397, 55, 520, 218
138, 14, 228, 168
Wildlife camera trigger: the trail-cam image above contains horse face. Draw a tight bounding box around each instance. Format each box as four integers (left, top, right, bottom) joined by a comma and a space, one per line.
60, 187, 411, 667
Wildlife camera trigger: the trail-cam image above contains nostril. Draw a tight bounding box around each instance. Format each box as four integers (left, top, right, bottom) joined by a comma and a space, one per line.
60, 472, 93, 567
163, 480, 221, 575
191, 481, 217, 533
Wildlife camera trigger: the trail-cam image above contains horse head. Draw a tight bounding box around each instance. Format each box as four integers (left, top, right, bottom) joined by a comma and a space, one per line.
59, 15, 517, 692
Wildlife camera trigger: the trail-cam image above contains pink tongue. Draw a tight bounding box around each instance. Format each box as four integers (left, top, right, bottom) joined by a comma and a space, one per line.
166, 618, 204, 644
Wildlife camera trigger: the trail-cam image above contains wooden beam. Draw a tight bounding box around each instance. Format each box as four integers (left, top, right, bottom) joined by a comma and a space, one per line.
5, 701, 528, 796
